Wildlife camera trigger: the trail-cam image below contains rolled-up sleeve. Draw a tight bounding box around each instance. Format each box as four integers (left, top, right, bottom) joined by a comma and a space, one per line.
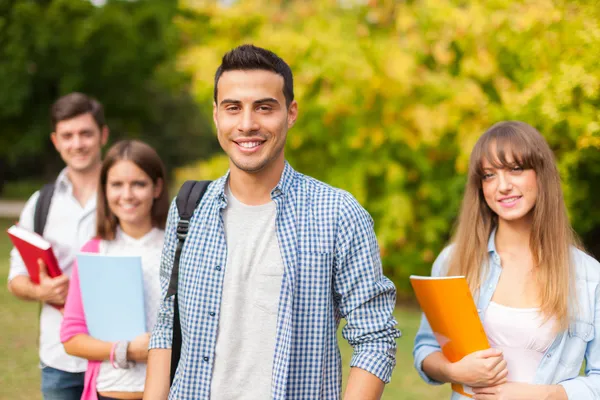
334, 193, 401, 384
412, 245, 453, 385
149, 200, 178, 350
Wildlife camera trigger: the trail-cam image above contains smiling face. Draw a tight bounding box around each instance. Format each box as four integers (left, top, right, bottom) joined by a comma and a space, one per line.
213, 69, 298, 175
51, 113, 108, 173
105, 160, 163, 235
481, 152, 538, 224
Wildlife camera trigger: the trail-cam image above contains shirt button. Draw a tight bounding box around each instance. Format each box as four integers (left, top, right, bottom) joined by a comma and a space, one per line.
203, 356, 209, 362
546, 353, 552, 358
215, 266, 221, 271
209, 312, 215, 317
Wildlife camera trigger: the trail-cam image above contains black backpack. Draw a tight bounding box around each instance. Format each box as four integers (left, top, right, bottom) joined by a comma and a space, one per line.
166, 180, 212, 385
34, 183, 55, 236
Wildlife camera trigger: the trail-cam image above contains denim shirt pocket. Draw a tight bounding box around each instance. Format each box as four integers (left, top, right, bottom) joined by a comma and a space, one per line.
559, 320, 594, 367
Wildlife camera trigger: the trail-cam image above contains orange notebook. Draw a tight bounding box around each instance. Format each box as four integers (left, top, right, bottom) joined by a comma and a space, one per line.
7, 224, 62, 283
410, 275, 490, 398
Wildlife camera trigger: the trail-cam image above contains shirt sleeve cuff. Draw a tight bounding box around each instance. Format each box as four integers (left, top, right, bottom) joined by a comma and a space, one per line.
149, 322, 173, 350
149, 332, 172, 350
413, 345, 444, 386
559, 378, 597, 399
350, 350, 395, 384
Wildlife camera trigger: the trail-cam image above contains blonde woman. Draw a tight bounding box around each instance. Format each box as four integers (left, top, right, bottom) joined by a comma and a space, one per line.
413, 121, 600, 400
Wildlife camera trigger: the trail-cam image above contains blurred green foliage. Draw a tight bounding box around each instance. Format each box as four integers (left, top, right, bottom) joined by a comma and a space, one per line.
174, 0, 600, 295
0, 0, 219, 188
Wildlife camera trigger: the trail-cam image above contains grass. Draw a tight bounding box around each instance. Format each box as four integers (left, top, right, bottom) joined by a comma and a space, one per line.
0, 218, 41, 400
0, 217, 449, 399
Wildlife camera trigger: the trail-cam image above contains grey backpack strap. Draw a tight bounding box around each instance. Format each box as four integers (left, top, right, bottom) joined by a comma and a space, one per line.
34, 183, 55, 236
168, 180, 211, 386
166, 180, 212, 299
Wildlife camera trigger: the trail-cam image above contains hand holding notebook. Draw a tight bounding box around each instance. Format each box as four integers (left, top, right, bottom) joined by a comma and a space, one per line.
410, 275, 492, 397
35, 259, 69, 307
7, 224, 66, 309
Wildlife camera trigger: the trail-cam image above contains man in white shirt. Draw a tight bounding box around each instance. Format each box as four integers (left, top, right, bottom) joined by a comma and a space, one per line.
7, 92, 109, 400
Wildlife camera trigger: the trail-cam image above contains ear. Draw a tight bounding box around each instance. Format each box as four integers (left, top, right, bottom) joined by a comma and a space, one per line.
100, 126, 109, 146
153, 177, 164, 199
213, 101, 218, 129
50, 132, 59, 151
287, 100, 298, 129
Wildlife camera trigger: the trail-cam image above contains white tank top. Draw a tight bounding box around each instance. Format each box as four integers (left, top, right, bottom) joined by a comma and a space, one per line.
483, 301, 556, 383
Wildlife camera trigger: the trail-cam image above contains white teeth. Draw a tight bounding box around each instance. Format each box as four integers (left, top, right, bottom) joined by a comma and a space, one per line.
500, 197, 520, 203
239, 141, 261, 148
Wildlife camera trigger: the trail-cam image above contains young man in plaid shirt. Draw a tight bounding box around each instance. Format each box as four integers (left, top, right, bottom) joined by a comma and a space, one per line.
145, 44, 400, 400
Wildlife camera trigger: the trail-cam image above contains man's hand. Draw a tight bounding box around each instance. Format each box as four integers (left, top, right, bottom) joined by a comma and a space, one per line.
473, 382, 568, 400
34, 259, 69, 305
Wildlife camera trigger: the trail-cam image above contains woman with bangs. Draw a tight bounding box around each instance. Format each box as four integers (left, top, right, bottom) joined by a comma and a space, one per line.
60, 140, 169, 400
413, 121, 600, 399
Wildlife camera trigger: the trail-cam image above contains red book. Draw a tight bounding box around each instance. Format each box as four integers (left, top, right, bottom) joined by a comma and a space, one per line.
7, 224, 63, 283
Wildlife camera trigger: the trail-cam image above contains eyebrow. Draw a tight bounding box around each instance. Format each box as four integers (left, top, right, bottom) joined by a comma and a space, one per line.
219, 98, 280, 106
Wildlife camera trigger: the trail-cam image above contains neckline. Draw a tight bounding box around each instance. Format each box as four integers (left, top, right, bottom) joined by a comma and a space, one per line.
225, 183, 275, 212
489, 301, 540, 313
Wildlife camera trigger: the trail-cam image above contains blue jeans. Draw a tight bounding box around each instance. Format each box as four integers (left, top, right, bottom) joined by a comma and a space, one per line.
40, 362, 85, 400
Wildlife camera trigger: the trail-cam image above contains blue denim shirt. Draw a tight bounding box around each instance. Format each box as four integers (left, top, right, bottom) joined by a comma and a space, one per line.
413, 230, 600, 399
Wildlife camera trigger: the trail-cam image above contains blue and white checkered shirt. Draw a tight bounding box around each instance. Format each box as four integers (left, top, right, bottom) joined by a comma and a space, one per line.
150, 162, 401, 399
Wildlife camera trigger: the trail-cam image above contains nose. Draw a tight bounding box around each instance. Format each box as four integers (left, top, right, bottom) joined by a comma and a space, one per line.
72, 134, 82, 148
122, 185, 134, 199
497, 171, 513, 193
237, 108, 259, 134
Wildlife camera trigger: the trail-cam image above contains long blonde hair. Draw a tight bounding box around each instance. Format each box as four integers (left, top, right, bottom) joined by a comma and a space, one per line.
447, 121, 581, 330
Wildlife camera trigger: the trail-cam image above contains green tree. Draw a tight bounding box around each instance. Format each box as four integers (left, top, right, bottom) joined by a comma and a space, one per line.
0, 0, 218, 191
175, 0, 600, 295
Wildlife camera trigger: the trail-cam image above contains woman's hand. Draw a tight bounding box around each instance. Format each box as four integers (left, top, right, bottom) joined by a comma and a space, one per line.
472, 382, 567, 400
447, 348, 508, 388
127, 332, 150, 362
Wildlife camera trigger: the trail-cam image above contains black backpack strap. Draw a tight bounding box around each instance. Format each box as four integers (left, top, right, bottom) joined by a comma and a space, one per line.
168, 180, 211, 386
34, 183, 55, 236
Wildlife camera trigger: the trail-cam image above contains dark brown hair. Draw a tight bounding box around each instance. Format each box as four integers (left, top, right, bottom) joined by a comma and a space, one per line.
214, 44, 294, 107
51, 92, 105, 130
96, 140, 169, 240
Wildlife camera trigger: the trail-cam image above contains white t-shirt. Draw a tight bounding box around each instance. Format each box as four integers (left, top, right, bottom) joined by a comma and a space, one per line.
8, 169, 95, 373
95, 227, 164, 392
209, 185, 284, 399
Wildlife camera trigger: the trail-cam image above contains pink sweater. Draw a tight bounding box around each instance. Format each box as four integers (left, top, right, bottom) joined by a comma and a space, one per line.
60, 238, 101, 400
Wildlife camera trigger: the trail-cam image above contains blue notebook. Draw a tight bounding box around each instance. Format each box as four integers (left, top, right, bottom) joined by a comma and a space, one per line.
76, 253, 146, 342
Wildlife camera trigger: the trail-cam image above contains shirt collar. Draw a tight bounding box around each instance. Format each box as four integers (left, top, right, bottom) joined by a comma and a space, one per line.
213, 161, 296, 203
54, 168, 72, 193
487, 227, 497, 254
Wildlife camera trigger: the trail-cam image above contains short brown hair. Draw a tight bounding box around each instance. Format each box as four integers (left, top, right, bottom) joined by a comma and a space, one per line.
51, 92, 105, 130
96, 140, 169, 240
214, 44, 294, 107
